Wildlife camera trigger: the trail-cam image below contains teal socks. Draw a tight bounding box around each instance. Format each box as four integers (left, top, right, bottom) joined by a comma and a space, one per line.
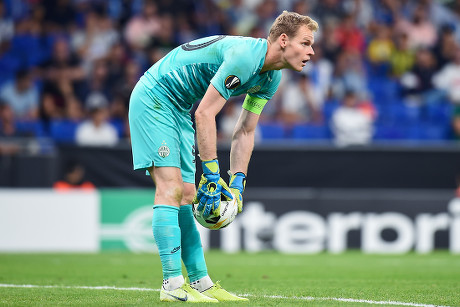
152, 205, 182, 280
178, 205, 208, 282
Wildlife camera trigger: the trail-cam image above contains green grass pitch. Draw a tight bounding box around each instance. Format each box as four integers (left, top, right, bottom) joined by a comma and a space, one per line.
0, 251, 459, 306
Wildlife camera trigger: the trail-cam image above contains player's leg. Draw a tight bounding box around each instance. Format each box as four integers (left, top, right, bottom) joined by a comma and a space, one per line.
179, 183, 248, 301
177, 116, 248, 302
150, 166, 184, 290
179, 183, 211, 288
177, 116, 211, 288
151, 168, 217, 303
129, 82, 216, 302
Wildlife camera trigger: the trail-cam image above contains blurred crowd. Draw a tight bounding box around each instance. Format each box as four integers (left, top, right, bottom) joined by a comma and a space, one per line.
1, 0, 460, 148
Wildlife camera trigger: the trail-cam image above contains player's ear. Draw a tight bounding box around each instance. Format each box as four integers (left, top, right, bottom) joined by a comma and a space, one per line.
279, 33, 289, 49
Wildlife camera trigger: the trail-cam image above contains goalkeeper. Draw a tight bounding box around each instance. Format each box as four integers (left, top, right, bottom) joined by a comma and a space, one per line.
129, 11, 318, 303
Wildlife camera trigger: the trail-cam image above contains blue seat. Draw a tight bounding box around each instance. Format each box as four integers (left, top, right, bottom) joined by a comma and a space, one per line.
110, 119, 125, 137
322, 100, 339, 121
425, 103, 453, 123
389, 103, 422, 123
50, 120, 79, 143
15, 120, 46, 137
373, 124, 406, 140
291, 124, 330, 140
368, 78, 400, 105
419, 123, 449, 140
258, 122, 286, 139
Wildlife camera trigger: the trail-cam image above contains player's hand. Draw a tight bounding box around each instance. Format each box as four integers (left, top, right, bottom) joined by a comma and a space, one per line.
193, 159, 233, 218
229, 172, 246, 213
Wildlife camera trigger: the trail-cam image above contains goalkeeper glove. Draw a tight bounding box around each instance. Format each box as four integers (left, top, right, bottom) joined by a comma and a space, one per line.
229, 172, 246, 213
193, 159, 233, 218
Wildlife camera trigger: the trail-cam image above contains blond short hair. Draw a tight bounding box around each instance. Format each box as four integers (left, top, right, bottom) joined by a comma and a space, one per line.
268, 11, 319, 42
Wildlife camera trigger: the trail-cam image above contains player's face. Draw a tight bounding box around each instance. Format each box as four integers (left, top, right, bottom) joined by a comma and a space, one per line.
283, 25, 315, 72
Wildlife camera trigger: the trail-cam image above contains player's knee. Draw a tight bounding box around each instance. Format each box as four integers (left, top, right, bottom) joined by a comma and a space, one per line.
182, 184, 196, 205
156, 184, 183, 205
169, 185, 184, 204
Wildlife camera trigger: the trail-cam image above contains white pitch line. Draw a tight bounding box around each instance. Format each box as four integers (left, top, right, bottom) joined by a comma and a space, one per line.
0, 284, 453, 307
243, 293, 453, 307
0, 284, 158, 292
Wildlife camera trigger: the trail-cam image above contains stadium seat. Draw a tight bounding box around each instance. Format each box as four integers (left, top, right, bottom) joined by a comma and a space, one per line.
368, 77, 400, 106
258, 122, 286, 139
291, 123, 330, 140
425, 103, 453, 124
419, 123, 449, 140
373, 124, 406, 140
50, 120, 80, 143
389, 103, 422, 123
15, 120, 46, 137
110, 119, 125, 138
322, 99, 340, 121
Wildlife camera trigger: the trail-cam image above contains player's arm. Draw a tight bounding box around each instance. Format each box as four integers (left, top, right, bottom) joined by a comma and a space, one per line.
193, 84, 232, 218
229, 95, 268, 213
194, 84, 226, 161
230, 108, 260, 175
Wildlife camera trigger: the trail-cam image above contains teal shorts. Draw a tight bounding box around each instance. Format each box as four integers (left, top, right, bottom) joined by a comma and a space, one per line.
128, 81, 196, 183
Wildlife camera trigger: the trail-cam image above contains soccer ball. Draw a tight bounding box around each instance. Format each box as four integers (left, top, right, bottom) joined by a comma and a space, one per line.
193, 195, 238, 230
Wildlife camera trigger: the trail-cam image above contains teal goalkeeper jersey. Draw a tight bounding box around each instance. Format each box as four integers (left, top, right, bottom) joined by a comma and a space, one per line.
139, 35, 282, 113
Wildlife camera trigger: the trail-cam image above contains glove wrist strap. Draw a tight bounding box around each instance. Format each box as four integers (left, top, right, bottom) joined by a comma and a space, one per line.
202, 159, 219, 175
229, 171, 247, 193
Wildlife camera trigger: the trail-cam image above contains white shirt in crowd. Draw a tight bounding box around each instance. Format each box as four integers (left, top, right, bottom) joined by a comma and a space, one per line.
331, 106, 374, 147
433, 62, 460, 104
76, 121, 119, 146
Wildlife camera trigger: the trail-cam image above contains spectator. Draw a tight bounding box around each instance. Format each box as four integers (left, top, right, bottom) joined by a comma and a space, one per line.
372, 0, 403, 26
113, 60, 141, 105
421, 0, 459, 31
38, 37, 85, 126
331, 50, 368, 100
342, 0, 374, 30
367, 23, 395, 76
39, 37, 85, 100
433, 46, 460, 109
65, 96, 84, 122
53, 161, 95, 190
71, 10, 119, 73
390, 33, 415, 78
330, 90, 375, 147
106, 42, 129, 85
76, 58, 112, 102
395, 3, 437, 50
75, 92, 118, 146
42, 0, 77, 32
431, 24, 459, 70
334, 13, 365, 55
449, 108, 460, 141
0, 101, 21, 154
280, 73, 321, 125
146, 14, 177, 55
319, 21, 340, 63
400, 48, 440, 105
0, 0, 14, 46
124, 0, 161, 50
313, 0, 343, 25
0, 101, 17, 137
303, 43, 333, 105
222, 0, 257, 35
0, 69, 39, 121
